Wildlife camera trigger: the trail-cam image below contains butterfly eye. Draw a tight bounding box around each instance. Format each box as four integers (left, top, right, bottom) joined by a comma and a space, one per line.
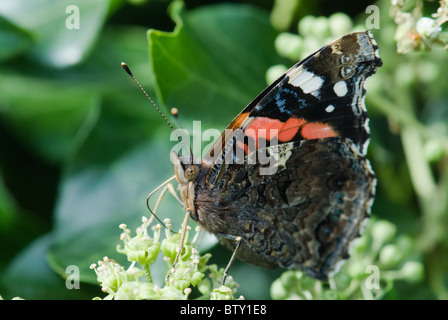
184, 165, 199, 181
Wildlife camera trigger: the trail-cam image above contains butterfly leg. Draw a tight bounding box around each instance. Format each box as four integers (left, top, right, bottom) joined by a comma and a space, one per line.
219, 233, 242, 285
166, 210, 190, 283
148, 182, 183, 225
146, 175, 184, 229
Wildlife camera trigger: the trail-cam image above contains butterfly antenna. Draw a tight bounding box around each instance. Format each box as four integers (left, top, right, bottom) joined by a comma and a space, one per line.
169, 107, 193, 164
121, 62, 192, 161
145, 178, 178, 234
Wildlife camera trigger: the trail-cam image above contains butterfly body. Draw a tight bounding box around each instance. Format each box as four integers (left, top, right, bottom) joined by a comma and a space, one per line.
172, 31, 382, 280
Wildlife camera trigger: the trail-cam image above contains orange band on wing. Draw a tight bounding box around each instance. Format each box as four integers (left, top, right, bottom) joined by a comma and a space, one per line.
237, 116, 338, 155
245, 116, 308, 143
301, 122, 338, 140
245, 117, 284, 141
278, 117, 306, 142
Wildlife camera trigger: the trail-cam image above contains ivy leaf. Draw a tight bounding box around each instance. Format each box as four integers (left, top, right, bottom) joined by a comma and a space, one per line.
0, 16, 32, 62
0, 0, 110, 67
149, 1, 283, 126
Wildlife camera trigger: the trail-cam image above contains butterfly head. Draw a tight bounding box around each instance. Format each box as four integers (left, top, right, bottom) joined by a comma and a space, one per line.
171, 151, 200, 185
171, 150, 200, 221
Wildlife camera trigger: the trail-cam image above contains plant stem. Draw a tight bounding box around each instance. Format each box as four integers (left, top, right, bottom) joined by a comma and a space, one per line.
144, 264, 153, 283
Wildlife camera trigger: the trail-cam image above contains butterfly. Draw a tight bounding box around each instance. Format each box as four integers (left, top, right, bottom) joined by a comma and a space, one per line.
127, 31, 382, 281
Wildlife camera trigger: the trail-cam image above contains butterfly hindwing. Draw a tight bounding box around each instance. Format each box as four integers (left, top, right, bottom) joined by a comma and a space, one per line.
210, 137, 375, 279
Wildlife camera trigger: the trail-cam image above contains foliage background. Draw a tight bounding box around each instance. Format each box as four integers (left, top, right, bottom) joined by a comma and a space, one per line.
0, 0, 447, 299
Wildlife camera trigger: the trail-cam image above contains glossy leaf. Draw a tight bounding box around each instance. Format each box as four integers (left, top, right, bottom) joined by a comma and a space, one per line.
0, 0, 110, 67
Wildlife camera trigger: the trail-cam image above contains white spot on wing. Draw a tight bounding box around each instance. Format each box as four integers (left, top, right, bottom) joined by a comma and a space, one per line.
300, 75, 324, 95
333, 81, 348, 97
325, 105, 335, 113
288, 67, 324, 96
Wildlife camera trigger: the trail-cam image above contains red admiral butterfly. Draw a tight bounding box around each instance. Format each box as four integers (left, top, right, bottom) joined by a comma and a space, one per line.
126, 31, 382, 281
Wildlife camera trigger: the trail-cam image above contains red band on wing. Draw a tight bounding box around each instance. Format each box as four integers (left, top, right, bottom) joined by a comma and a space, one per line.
278, 117, 306, 142
245, 116, 308, 143
245, 117, 283, 141
239, 116, 338, 155
301, 122, 338, 140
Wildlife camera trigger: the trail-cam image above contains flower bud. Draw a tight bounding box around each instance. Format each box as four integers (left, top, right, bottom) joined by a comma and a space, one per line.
416, 17, 441, 40
371, 220, 396, 247
210, 285, 234, 300
399, 261, 424, 283
275, 33, 303, 60
328, 13, 353, 37
379, 244, 402, 268
266, 65, 287, 84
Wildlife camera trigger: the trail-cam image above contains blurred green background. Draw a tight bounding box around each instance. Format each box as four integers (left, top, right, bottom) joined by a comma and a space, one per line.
0, 0, 447, 299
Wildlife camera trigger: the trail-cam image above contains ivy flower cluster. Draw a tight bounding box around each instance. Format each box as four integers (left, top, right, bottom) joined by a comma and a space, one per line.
266, 12, 360, 84
391, 0, 448, 53
90, 216, 240, 300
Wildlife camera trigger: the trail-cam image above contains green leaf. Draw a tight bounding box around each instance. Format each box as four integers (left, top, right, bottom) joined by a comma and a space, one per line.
0, 16, 33, 62
0, 0, 111, 67
149, 2, 283, 125
0, 26, 151, 164
0, 74, 100, 163
1, 234, 100, 299
0, 173, 18, 231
